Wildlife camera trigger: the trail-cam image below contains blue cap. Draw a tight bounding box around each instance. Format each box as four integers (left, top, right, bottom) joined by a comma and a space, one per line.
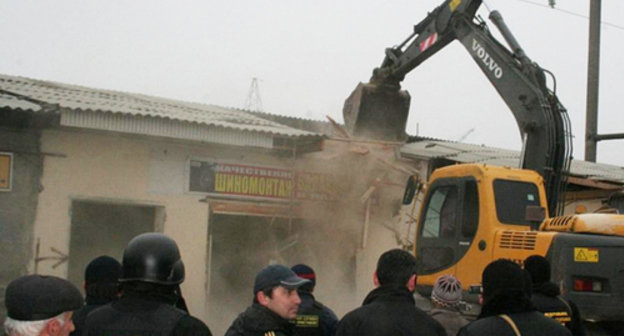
253, 264, 310, 293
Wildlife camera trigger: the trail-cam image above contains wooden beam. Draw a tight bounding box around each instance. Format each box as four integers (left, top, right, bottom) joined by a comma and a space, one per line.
565, 189, 618, 201
209, 200, 301, 218
326, 115, 352, 139
567, 176, 623, 190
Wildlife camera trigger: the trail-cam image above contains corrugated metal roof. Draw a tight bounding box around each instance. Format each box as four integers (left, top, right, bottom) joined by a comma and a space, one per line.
60, 110, 274, 148
248, 111, 343, 137
0, 74, 322, 141
401, 139, 624, 184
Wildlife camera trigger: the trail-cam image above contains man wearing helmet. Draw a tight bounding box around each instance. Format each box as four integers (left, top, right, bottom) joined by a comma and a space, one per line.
83, 232, 212, 336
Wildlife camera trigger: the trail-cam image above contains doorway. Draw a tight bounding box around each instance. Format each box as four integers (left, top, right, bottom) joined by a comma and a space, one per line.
67, 200, 163, 288
207, 214, 307, 334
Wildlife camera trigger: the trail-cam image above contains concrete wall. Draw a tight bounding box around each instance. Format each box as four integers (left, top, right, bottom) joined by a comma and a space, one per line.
30, 128, 291, 321
23, 128, 423, 329
0, 127, 43, 321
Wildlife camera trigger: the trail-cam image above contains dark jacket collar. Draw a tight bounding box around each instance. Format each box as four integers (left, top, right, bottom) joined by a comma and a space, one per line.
239, 303, 295, 333
478, 290, 535, 318
85, 296, 116, 306
532, 281, 560, 297
297, 290, 315, 300
362, 284, 415, 306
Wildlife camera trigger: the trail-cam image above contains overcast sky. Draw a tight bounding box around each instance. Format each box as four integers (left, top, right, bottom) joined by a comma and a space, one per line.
1, 0, 623, 165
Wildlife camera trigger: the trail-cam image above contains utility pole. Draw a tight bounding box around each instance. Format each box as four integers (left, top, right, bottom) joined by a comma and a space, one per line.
584, 0, 601, 162
244, 77, 263, 112
583, 1, 624, 162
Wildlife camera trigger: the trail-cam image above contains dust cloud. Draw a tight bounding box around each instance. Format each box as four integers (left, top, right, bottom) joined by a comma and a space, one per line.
205, 139, 417, 335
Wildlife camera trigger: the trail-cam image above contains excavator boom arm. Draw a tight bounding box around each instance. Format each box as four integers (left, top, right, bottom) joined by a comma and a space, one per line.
453, 12, 572, 215
371, 0, 481, 86
343, 0, 571, 214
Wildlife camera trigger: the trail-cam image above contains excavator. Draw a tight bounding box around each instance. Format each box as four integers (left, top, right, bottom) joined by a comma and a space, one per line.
343, 0, 624, 329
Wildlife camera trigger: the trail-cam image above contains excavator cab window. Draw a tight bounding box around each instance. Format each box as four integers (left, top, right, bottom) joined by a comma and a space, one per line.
493, 179, 541, 226
417, 177, 479, 274
422, 186, 458, 238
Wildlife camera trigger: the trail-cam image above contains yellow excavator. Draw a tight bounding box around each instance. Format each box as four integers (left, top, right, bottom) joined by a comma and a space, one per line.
343, 0, 624, 328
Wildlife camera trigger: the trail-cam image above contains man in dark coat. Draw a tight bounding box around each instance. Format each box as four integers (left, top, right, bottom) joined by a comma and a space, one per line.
335, 249, 446, 336
71, 255, 121, 336
83, 233, 212, 336
225, 264, 311, 336
458, 259, 571, 336
524, 255, 585, 336
4, 274, 83, 336
290, 264, 338, 336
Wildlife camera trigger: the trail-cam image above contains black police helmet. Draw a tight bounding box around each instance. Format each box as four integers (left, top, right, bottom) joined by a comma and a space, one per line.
119, 232, 185, 285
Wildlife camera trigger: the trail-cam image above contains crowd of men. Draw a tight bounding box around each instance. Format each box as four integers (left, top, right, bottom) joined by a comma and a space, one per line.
3, 233, 584, 336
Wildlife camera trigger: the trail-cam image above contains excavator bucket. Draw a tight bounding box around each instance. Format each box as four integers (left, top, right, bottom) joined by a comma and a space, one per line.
342, 82, 411, 141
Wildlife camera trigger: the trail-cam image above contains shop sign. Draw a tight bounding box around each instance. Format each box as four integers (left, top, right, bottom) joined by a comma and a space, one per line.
189, 159, 340, 201
295, 171, 340, 200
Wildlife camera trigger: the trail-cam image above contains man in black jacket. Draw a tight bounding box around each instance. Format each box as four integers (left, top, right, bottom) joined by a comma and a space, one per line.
458, 259, 571, 336
524, 255, 585, 336
71, 255, 121, 336
291, 264, 338, 336
83, 232, 212, 336
335, 249, 446, 336
225, 264, 311, 336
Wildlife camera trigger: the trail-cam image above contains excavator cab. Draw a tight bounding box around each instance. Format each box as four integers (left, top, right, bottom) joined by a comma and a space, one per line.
404, 164, 552, 292
343, 83, 410, 141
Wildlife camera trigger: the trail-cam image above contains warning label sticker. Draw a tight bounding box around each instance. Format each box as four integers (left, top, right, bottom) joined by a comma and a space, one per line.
574, 247, 599, 263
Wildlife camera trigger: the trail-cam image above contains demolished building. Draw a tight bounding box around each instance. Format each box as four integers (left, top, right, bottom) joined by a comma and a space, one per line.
2, 73, 623, 333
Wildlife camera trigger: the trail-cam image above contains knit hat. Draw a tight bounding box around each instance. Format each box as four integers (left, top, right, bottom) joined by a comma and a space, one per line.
291, 264, 316, 287
85, 255, 121, 285
431, 274, 462, 307
524, 255, 550, 285
482, 259, 525, 299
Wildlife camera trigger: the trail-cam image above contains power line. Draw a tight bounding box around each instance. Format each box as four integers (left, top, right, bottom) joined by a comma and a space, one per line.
505, 0, 624, 31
